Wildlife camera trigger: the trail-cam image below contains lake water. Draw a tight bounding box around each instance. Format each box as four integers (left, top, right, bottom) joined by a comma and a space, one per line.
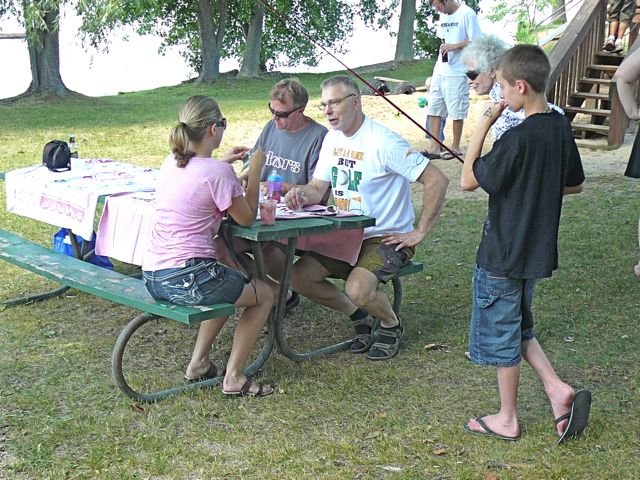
0, 3, 521, 99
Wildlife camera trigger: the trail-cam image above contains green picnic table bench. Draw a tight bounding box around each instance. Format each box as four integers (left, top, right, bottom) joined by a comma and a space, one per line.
0, 228, 249, 403
0, 222, 424, 400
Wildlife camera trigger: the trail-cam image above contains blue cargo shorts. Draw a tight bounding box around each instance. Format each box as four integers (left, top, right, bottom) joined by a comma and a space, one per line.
468, 266, 537, 367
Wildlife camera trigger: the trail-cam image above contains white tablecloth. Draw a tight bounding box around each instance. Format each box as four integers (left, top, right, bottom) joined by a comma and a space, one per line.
5, 159, 158, 240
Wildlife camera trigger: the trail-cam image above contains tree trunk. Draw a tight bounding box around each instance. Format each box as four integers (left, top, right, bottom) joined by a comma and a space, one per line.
394, 0, 416, 61
553, 0, 567, 23
25, 5, 70, 97
196, 0, 227, 83
239, 3, 264, 78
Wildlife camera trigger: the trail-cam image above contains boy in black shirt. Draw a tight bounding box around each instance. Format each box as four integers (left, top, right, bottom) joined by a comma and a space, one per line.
460, 45, 591, 443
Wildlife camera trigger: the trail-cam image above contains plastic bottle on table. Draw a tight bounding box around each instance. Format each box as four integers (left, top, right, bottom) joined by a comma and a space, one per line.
69, 134, 79, 158
267, 169, 283, 202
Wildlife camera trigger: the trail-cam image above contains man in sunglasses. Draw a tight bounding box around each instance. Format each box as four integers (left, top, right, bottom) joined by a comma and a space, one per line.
253, 78, 328, 197
232, 78, 328, 311
423, 0, 481, 160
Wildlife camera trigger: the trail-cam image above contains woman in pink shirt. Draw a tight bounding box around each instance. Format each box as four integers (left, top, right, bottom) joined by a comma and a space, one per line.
142, 95, 274, 397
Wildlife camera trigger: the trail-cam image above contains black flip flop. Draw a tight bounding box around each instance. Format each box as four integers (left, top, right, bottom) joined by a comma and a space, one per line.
556, 389, 592, 445
464, 416, 521, 441
420, 150, 441, 160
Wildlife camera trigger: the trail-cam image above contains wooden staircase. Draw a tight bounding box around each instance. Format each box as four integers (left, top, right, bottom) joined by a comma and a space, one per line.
567, 51, 624, 142
546, 0, 640, 148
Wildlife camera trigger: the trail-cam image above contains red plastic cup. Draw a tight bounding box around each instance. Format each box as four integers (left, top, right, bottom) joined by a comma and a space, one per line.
259, 200, 277, 226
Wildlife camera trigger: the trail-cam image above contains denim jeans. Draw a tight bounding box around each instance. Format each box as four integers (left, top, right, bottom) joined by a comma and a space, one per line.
469, 266, 537, 367
143, 258, 245, 306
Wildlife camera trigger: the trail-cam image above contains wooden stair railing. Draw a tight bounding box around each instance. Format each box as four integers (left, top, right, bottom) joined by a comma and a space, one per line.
547, 0, 639, 148
547, 0, 608, 136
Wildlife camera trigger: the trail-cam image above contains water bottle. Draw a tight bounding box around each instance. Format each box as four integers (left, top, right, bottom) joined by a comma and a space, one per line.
267, 169, 283, 202
69, 134, 78, 158
441, 39, 448, 63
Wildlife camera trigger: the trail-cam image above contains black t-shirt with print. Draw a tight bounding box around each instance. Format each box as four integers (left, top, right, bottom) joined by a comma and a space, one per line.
473, 111, 585, 279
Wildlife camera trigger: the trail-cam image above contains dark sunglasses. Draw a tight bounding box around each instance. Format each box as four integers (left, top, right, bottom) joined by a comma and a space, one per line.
466, 70, 480, 81
268, 104, 300, 119
215, 117, 227, 129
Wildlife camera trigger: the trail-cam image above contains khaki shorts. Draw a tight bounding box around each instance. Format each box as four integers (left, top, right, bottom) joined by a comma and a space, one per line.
304, 236, 415, 282
607, 0, 636, 24
427, 72, 470, 120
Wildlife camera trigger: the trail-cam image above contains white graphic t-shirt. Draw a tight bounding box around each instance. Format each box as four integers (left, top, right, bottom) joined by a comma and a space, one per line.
434, 2, 482, 76
314, 117, 430, 239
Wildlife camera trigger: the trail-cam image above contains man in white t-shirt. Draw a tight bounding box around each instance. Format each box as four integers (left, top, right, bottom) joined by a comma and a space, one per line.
423, 0, 481, 160
284, 75, 449, 360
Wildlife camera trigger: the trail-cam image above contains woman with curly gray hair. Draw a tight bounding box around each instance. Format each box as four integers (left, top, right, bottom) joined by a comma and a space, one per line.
461, 35, 563, 140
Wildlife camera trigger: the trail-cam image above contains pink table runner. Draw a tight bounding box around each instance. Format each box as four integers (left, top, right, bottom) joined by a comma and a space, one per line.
96, 191, 156, 265
96, 192, 364, 266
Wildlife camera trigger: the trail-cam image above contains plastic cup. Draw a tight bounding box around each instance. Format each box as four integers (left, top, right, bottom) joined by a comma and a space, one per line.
268, 180, 282, 201
259, 200, 277, 226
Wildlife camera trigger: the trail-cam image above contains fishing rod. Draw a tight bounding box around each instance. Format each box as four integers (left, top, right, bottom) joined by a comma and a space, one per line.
256, 0, 463, 164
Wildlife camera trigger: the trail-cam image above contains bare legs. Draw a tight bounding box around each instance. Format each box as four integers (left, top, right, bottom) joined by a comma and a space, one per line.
290, 256, 397, 326
345, 268, 398, 328
605, 20, 629, 52
426, 116, 464, 158
451, 119, 463, 153
609, 20, 629, 41
291, 255, 358, 316
467, 338, 576, 437
427, 115, 444, 156
523, 338, 576, 435
186, 278, 274, 395
467, 365, 521, 438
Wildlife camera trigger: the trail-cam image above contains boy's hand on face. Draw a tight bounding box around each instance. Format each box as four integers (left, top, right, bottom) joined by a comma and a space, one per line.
478, 101, 507, 128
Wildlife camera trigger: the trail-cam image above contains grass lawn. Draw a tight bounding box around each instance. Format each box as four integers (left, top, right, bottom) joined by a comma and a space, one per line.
1, 60, 639, 479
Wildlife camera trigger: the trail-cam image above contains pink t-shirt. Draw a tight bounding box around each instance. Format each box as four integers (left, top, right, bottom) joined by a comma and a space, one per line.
142, 155, 244, 271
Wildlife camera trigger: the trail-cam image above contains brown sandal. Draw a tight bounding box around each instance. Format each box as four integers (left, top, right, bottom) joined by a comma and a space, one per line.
222, 377, 274, 397
183, 362, 225, 384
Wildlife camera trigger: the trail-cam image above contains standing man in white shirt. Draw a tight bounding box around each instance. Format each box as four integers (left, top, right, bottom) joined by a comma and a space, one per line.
423, 0, 481, 160
285, 76, 449, 360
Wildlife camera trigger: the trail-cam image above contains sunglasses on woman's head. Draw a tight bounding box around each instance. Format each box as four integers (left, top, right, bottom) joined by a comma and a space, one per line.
466, 70, 480, 81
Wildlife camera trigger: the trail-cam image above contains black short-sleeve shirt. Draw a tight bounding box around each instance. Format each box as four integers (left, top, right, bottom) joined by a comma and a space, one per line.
473, 111, 585, 279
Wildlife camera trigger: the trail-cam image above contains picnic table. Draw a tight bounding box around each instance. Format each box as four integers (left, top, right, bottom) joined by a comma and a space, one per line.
230, 215, 378, 361
1, 165, 423, 402
94, 191, 380, 361
2, 160, 158, 305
